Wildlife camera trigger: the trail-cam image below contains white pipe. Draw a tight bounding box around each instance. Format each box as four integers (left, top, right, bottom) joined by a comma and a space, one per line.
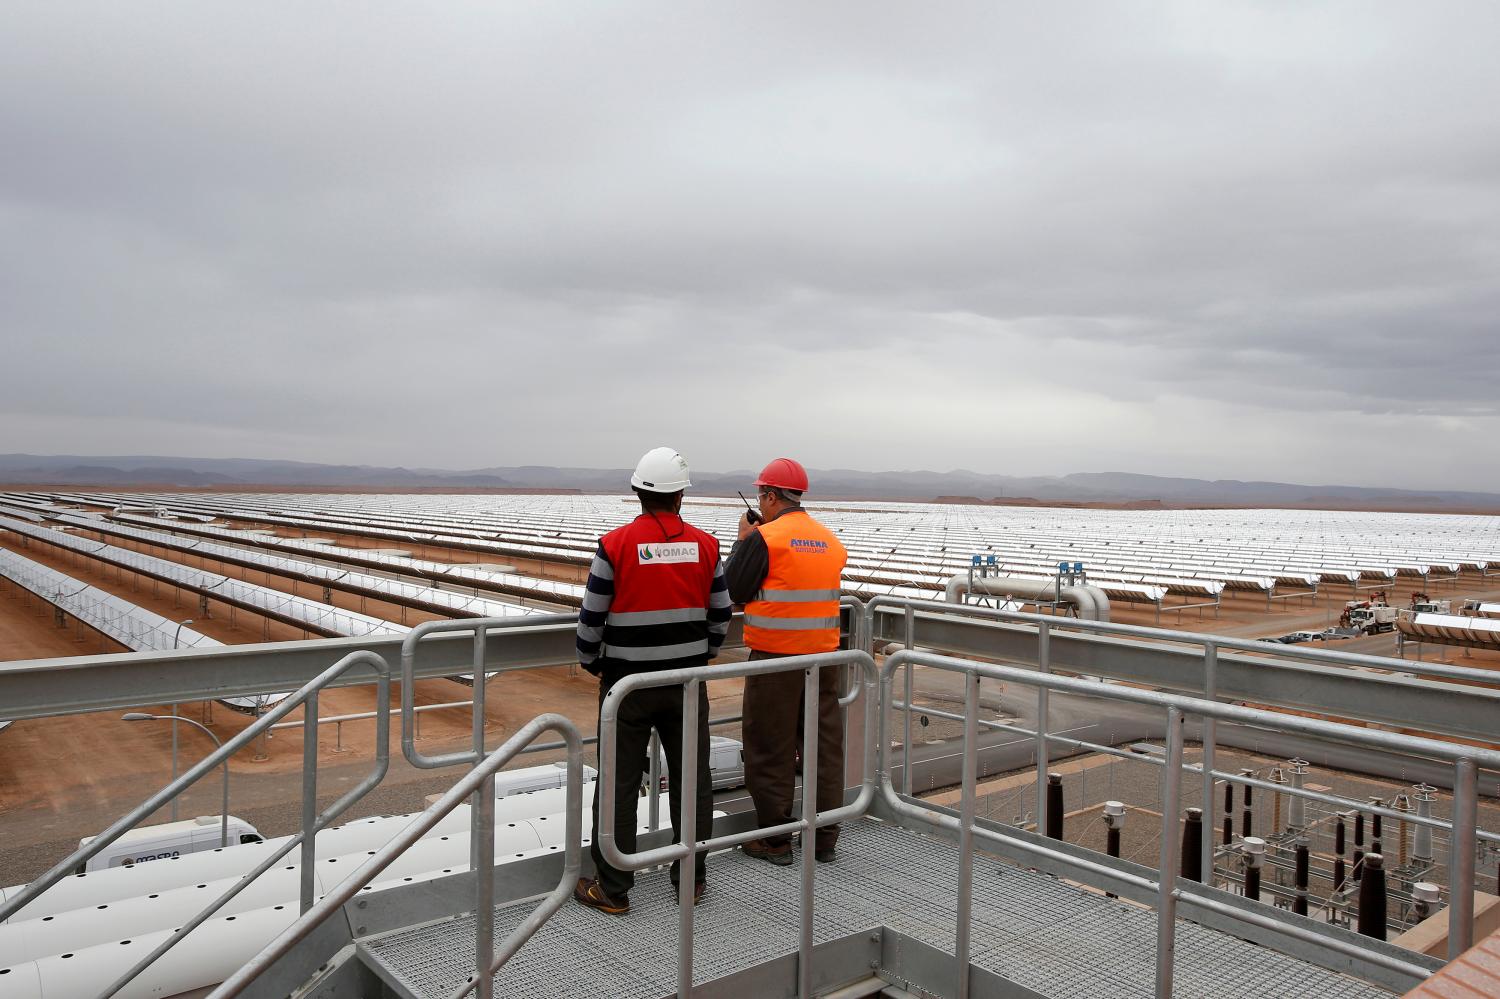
1, 784, 582, 923
17, 853, 528, 999
8, 807, 727, 997
943, 574, 1111, 622
0, 799, 639, 967
1, 809, 463, 922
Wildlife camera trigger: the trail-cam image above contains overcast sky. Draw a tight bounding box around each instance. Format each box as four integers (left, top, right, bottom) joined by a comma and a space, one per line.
2, 3, 1497, 489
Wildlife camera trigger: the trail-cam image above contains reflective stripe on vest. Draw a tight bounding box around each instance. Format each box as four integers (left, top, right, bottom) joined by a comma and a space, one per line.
606, 607, 708, 626
742, 510, 847, 655
754, 587, 841, 603
606, 638, 711, 661
743, 614, 841, 631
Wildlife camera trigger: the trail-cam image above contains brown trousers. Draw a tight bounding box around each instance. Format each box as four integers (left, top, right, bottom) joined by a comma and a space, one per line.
742, 651, 844, 850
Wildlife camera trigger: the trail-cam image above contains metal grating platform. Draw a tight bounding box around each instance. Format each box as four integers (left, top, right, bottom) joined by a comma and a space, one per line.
360, 818, 1394, 999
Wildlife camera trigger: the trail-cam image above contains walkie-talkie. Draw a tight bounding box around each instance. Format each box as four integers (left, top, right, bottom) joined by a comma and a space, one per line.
737, 490, 762, 525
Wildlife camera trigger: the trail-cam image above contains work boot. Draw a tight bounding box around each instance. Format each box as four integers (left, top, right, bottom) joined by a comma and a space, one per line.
573, 877, 629, 915
815, 847, 837, 864
742, 838, 795, 866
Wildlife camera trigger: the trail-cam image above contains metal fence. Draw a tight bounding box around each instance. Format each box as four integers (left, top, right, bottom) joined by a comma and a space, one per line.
877, 647, 1498, 998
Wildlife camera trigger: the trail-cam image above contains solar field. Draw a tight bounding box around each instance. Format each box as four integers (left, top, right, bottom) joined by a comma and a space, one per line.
6, 490, 1499, 616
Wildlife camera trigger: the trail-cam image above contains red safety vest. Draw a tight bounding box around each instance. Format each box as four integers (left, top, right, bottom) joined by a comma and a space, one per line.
599, 513, 720, 669
742, 510, 847, 654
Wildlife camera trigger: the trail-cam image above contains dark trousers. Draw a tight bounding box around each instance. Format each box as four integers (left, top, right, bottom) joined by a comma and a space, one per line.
742, 652, 844, 850
590, 680, 713, 899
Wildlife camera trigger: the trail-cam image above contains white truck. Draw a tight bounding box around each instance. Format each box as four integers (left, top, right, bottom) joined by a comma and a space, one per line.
76, 815, 263, 872
1408, 593, 1452, 615
651, 736, 746, 792
1339, 592, 1399, 635
492, 761, 599, 797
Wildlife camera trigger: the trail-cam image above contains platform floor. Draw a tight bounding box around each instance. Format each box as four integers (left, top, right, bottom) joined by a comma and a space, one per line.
362, 818, 1393, 999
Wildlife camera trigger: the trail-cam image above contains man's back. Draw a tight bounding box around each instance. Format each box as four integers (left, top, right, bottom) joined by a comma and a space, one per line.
578, 512, 730, 679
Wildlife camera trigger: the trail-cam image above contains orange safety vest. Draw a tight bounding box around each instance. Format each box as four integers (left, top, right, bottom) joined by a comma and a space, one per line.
742, 510, 847, 654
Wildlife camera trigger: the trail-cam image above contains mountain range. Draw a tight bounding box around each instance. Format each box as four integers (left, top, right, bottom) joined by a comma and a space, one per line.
1, 453, 1495, 512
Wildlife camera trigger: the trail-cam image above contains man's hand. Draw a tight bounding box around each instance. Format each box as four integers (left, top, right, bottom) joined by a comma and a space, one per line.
737, 511, 760, 540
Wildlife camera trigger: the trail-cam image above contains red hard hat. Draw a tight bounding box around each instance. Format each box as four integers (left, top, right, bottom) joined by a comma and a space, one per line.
753, 457, 809, 492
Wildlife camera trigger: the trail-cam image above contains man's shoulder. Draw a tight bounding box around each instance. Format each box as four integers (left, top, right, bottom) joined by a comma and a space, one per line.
596, 520, 639, 559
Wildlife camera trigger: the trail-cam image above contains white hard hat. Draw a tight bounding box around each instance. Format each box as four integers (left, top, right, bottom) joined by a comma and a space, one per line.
630, 447, 692, 493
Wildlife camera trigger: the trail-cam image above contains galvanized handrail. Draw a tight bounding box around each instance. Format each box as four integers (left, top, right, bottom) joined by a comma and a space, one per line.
597, 649, 880, 999
398, 602, 864, 837
210, 712, 585, 999
865, 594, 1499, 898
879, 649, 1492, 997
837, 594, 867, 707
889, 695, 1500, 846
865, 594, 1500, 688
399, 613, 580, 770
0, 649, 391, 999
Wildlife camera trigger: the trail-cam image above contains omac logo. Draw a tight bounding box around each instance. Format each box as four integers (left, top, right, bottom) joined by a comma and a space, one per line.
637, 541, 700, 565
790, 538, 829, 552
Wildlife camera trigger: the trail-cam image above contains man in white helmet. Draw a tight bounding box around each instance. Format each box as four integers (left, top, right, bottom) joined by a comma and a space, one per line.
573, 447, 732, 915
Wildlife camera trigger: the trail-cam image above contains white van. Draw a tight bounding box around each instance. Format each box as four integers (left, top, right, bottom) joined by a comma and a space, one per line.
491, 762, 599, 798
77, 815, 263, 872
651, 736, 745, 792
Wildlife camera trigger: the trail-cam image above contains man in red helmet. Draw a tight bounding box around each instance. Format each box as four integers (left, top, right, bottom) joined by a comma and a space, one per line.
724, 457, 849, 865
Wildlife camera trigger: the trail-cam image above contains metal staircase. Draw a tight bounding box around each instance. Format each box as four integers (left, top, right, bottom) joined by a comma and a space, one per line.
1, 600, 1493, 998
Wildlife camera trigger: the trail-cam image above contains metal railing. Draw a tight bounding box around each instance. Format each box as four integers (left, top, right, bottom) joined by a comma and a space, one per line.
597, 648, 880, 999
878, 648, 1499, 998
398, 601, 867, 832
269, 697, 474, 750
211, 712, 585, 999
865, 594, 1500, 878
0, 649, 391, 998
887, 696, 1500, 849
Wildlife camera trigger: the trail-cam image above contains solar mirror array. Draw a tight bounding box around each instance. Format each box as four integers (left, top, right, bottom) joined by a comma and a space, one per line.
7, 490, 1498, 611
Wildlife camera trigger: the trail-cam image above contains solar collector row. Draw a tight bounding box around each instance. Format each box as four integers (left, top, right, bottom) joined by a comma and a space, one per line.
16, 492, 1498, 607
110, 515, 585, 608
0, 515, 407, 642
0, 547, 220, 653
53, 514, 542, 622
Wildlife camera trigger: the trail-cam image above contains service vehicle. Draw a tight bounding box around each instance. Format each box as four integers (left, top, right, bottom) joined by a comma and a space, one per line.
1408, 592, 1452, 614
492, 761, 599, 797
76, 815, 263, 872
652, 736, 746, 792
1339, 591, 1399, 635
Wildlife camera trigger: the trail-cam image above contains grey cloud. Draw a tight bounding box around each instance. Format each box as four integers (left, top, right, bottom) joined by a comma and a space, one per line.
2, 2, 1497, 488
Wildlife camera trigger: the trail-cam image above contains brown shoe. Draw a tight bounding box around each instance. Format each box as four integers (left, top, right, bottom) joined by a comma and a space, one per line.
673, 881, 707, 905
742, 838, 795, 866
573, 877, 629, 915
